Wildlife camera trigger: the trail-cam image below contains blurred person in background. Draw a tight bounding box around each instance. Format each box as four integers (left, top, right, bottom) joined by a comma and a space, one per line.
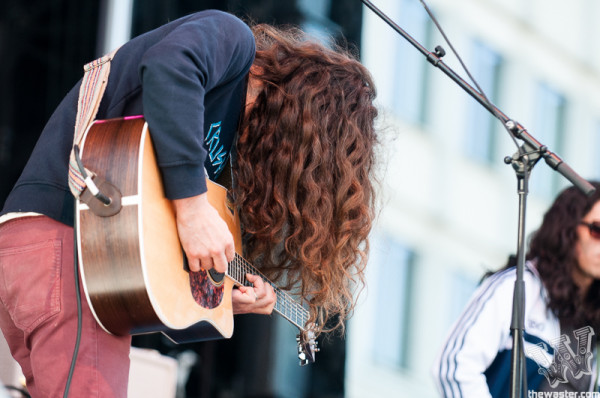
433, 181, 600, 397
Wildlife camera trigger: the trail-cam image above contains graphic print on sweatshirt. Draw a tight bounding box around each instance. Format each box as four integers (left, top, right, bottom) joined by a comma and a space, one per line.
205, 121, 227, 175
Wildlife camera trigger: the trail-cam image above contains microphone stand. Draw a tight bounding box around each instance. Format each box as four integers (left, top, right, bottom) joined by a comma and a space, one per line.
359, 1, 596, 397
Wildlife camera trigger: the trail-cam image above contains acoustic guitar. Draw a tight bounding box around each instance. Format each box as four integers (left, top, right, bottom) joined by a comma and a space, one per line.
75, 116, 317, 365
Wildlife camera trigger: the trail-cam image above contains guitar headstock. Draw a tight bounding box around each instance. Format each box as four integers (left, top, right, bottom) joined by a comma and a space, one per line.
296, 325, 319, 366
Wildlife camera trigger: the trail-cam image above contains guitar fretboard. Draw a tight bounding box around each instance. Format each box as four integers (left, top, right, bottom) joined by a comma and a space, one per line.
227, 254, 309, 331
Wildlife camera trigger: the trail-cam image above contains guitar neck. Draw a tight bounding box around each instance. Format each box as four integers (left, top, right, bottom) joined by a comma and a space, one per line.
227, 254, 309, 331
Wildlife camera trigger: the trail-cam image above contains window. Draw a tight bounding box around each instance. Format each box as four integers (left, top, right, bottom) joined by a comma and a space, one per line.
391, 0, 432, 125
529, 83, 566, 198
372, 235, 415, 368
464, 40, 503, 163
298, 0, 336, 45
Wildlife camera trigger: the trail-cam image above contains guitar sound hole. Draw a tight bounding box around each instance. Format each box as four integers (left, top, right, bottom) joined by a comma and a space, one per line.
208, 268, 225, 284
189, 268, 225, 309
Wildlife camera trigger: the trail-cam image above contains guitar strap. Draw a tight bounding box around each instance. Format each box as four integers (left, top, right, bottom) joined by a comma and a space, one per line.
67, 47, 120, 199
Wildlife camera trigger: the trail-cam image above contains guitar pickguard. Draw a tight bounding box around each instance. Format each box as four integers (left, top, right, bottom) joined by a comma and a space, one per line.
189, 270, 224, 309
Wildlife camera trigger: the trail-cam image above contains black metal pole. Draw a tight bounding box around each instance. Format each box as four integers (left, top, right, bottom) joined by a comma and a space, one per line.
506, 148, 537, 398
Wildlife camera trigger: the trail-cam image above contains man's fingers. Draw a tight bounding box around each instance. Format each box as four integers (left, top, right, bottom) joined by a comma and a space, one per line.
187, 256, 202, 272
173, 192, 234, 275
212, 252, 228, 274
188, 250, 230, 274
198, 256, 213, 271
246, 273, 276, 307
225, 242, 235, 263
246, 273, 262, 286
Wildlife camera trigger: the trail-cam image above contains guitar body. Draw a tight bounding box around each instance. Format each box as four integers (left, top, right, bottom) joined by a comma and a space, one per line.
76, 116, 240, 343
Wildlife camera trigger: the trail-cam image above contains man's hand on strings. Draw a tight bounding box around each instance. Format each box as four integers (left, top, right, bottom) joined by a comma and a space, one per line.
233, 274, 276, 315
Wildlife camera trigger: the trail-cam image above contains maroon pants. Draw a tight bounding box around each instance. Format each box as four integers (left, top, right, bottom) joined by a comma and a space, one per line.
0, 216, 131, 397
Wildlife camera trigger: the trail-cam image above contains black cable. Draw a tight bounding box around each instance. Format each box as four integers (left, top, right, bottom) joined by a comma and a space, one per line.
63, 212, 83, 398
73, 145, 111, 206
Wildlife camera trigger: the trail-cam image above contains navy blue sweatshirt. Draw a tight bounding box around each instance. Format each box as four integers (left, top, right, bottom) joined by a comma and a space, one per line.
1, 10, 255, 226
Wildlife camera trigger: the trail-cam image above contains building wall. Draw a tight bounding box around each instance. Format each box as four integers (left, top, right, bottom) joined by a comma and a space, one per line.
347, 0, 600, 396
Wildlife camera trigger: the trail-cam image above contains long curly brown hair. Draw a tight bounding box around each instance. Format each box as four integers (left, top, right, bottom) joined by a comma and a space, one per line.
232, 24, 379, 335
526, 182, 600, 330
